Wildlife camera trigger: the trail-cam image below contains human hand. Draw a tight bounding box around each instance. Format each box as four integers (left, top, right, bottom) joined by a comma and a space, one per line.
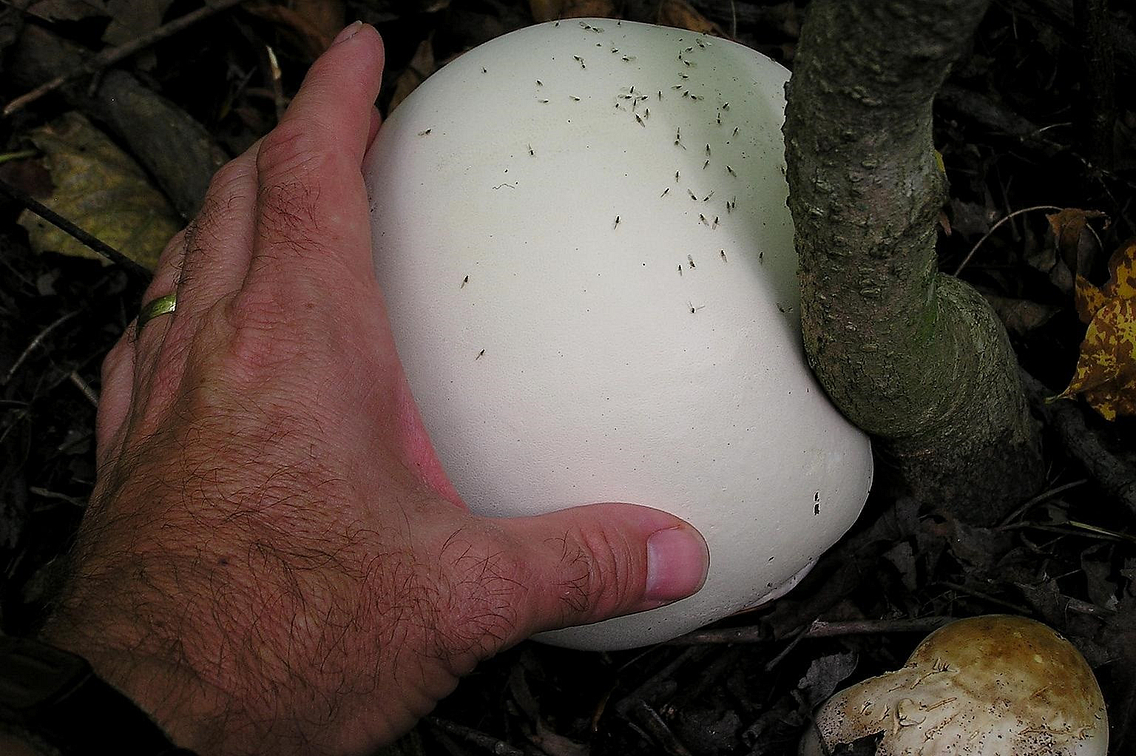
41, 22, 709, 756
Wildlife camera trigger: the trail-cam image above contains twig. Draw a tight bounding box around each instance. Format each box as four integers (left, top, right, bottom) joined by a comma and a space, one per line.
2, 312, 78, 386
0, 178, 151, 280
68, 370, 99, 408
28, 487, 87, 507
0, 149, 37, 165
669, 616, 955, 648
937, 581, 1032, 614
951, 204, 1062, 275
629, 700, 694, 756
424, 717, 526, 756
998, 479, 1089, 526
1019, 369, 1136, 516
3, 0, 250, 117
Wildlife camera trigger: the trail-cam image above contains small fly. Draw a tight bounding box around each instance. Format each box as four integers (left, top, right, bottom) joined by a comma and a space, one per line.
687, 254, 696, 269
688, 301, 705, 314
613, 215, 620, 229
476, 349, 486, 360
461, 275, 469, 288
699, 214, 709, 225
573, 55, 585, 68
417, 129, 432, 136
528, 144, 534, 156
660, 187, 670, 197
726, 165, 736, 177
720, 249, 727, 261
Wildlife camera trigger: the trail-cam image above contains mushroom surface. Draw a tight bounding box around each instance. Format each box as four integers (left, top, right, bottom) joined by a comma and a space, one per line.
800, 615, 1109, 756
363, 19, 873, 650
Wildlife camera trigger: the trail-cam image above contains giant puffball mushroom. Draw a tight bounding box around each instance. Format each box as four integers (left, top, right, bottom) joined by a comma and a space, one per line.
800, 615, 1109, 756
363, 19, 873, 650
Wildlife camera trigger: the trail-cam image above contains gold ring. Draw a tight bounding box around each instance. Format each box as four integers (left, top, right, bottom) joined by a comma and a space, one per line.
137, 293, 177, 331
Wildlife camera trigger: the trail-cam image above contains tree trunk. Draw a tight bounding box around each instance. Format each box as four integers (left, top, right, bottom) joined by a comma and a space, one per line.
783, 0, 1043, 524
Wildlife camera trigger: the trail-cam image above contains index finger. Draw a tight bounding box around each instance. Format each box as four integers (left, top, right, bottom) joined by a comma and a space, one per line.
246, 23, 386, 290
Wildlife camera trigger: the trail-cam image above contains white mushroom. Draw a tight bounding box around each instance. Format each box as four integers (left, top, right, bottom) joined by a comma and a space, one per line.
800, 615, 1109, 755
363, 19, 873, 650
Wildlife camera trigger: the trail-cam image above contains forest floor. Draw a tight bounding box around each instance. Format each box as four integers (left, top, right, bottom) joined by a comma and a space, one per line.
1, 1, 1135, 754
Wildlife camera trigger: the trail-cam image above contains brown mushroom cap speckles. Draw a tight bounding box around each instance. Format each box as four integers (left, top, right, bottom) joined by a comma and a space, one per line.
906, 615, 1106, 736
800, 615, 1108, 756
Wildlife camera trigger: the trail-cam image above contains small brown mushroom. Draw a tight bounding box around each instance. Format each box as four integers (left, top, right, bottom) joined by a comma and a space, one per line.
801, 615, 1108, 755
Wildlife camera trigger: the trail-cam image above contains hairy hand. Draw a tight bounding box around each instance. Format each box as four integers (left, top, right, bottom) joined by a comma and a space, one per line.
43, 23, 708, 756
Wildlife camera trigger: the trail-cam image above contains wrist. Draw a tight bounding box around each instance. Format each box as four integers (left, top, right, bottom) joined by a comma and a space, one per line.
37, 623, 220, 755
0, 633, 203, 756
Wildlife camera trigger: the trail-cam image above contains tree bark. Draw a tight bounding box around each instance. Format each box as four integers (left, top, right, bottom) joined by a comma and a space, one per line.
783, 0, 1043, 524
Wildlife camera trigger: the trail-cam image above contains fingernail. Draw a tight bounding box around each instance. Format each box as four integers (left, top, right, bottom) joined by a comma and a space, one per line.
332, 20, 364, 46
645, 527, 709, 603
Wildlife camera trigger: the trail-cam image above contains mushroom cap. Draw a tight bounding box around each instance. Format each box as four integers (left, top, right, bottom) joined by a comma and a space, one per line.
801, 615, 1109, 755
363, 19, 873, 650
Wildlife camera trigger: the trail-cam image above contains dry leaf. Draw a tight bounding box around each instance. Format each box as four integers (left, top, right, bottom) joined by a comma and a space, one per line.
1048, 207, 1107, 276
17, 112, 180, 271
26, 0, 107, 23
290, 0, 344, 45
1057, 236, 1136, 420
530, 0, 615, 22
982, 293, 1058, 336
657, 0, 724, 36
388, 36, 435, 113
102, 0, 173, 46
245, 1, 332, 61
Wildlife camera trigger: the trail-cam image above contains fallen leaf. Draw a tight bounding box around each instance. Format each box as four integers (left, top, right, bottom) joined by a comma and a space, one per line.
1057, 236, 1136, 420
245, 1, 333, 61
657, 0, 724, 36
530, 0, 615, 22
289, 0, 344, 45
26, 0, 107, 23
1048, 207, 1107, 279
102, 0, 173, 46
982, 292, 1059, 336
17, 112, 180, 271
388, 36, 435, 113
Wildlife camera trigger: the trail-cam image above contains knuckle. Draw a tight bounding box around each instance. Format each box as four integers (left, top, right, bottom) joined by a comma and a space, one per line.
429, 526, 528, 663
206, 156, 254, 200
551, 526, 638, 622
256, 120, 329, 183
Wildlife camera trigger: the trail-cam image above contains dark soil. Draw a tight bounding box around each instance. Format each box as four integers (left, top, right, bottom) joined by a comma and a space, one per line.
1, 1, 1134, 755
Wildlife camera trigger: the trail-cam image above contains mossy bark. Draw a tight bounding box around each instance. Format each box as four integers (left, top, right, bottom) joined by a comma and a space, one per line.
783, 0, 1043, 524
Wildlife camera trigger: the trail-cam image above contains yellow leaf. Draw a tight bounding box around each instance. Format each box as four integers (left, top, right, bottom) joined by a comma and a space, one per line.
17, 111, 180, 270
1074, 274, 1110, 324
1101, 236, 1136, 301
1058, 289, 1136, 421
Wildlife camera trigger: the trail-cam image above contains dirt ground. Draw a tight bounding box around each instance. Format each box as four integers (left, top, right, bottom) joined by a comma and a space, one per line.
1, 1, 1134, 754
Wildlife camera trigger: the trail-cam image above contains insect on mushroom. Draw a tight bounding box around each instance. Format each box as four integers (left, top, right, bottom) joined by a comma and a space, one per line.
363, 18, 872, 652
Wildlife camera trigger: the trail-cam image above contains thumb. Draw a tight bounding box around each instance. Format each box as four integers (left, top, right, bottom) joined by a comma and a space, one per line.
500, 503, 709, 637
